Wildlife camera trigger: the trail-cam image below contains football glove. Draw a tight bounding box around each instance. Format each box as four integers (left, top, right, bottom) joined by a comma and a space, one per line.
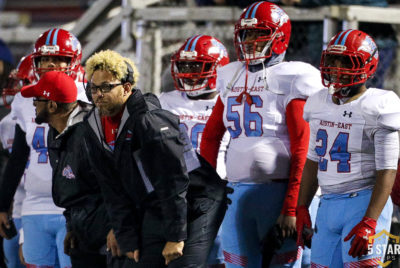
296, 205, 312, 248
344, 216, 377, 258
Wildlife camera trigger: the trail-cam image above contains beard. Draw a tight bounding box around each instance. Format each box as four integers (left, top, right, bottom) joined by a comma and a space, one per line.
35, 108, 50, 124
98, 102, 124, 117
95, 91, 126, 117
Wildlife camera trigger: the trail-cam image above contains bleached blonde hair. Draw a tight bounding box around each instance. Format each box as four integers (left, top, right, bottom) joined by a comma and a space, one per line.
85, 50, 139, 87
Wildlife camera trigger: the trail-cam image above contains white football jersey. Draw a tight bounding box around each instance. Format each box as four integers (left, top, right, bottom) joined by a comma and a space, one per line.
160, 90, 229, 179
217, 61, 322, 182
9, 83, 88, 216
10, 94, 62, 215
0, 112, 16, 153
304, 88, 400, 191
0, 113, 25, 218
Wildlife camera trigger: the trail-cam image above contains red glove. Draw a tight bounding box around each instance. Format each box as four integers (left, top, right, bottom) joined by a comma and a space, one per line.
344, 216, 377, 258
296, 205, 312, 248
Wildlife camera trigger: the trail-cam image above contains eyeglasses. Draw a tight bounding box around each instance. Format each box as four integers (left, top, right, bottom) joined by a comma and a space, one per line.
33, 98, 50, 102
88, 83, 123, 94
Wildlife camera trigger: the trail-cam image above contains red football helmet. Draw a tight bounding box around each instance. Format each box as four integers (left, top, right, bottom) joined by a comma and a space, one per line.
2, 54, 36, 107
171, 35, 229, 96
234, 1, 291, 64
32, 28, 82, 79
320, 29, 379, 96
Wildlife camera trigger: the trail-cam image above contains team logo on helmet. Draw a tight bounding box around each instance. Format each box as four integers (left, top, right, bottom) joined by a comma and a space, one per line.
71, 36, 81, 53
271, 5, 289, 26
358, 35, 378, 58
210, 39, 228, 58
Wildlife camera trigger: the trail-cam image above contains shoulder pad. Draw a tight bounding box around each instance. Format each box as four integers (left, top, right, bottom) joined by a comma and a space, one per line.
159, 90, 182, 109
10, 93, 29, 132
217, 61, 243, 76
267, 61, 323, 97
217, 62, 244, 95
303, 89, 328, 122
361, 88, 400, 131
0, 113, 16, 149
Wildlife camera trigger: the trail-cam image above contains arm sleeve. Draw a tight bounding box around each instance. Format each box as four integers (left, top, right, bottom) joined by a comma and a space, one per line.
139, 112, 190, 242
0, 124, 30, 212
374, 128, 399, 171
281, 99, 310, 216
83, 138, 140, 253
200, 97, 227, 169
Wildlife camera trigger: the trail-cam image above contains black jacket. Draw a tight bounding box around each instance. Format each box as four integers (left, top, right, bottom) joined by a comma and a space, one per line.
83, 89, 227, 253
48, 103, 110, 250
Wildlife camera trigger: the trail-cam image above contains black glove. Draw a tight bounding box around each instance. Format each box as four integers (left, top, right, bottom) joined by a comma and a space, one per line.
261, 224, 299, 267
225, 186, 234, 205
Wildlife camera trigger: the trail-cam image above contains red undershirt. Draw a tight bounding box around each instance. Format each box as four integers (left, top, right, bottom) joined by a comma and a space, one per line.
101, 107, 125, 150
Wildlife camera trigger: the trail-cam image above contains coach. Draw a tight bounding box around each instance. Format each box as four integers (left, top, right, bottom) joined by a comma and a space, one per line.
82, 50, 228, 268
20, 71, 111, 268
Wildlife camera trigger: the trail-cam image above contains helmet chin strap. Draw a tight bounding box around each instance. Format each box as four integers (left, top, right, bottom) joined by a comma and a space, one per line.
247, 52, 285, 73
182, 78, 217, 97
246, 41, 271, 65
186, 88, 216, 97
328, 85, 336, 95
331, 84, 363, 99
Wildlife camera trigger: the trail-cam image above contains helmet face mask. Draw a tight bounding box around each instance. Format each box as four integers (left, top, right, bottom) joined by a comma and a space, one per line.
4, 75, 31, 94
175, 60, 213, 90
234, 2, 291, 65
237, 28, 275, 63
171, 35, 229, 97
320, 30, 378, 98
2, 54, 36, 107
321, 54, 366, 90
36, 55, 72, 75
33, 28, 82, 79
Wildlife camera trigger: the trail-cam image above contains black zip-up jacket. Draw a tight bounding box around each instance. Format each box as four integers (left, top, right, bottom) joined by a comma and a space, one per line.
83, 89, 227, 253
48, 103, 110, 250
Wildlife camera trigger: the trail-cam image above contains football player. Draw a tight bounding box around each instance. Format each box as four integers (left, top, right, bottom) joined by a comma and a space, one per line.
160, 34, 230, 180
296, 29, 400, 267
0, 54, 35, 268
200, 2, 323, 267
159, 35, 230, 267
0, 28, 88, 268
